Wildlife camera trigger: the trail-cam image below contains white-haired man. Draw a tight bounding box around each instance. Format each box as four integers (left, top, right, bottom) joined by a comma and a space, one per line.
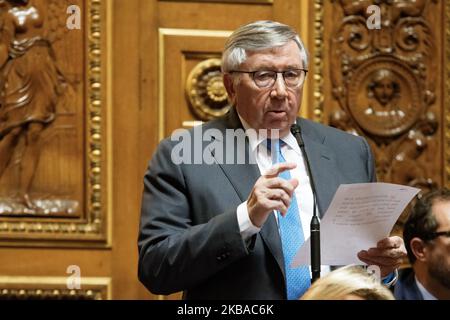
138, 20, 406, 300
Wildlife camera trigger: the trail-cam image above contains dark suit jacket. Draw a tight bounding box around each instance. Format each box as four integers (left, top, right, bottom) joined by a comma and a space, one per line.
138, 108, 376, 299
394, 268, 424, 300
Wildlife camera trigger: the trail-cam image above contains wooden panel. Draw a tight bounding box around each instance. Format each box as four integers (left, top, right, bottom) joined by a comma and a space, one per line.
156, 1, 309, 132
0, 0, 117, 300
110, 0, 155, 300
159, 29, 231, 137
0, 0, 110, 246
158, 1, 273, 30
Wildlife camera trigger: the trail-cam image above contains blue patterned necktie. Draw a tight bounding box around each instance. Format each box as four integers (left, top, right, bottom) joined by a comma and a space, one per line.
267, 139, 311, 299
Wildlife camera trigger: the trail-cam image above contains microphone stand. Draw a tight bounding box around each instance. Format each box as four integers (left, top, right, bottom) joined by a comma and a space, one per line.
291, 124, 321, 283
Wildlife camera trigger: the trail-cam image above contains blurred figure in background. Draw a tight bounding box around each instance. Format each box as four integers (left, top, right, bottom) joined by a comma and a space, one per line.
301, 265, 394, 300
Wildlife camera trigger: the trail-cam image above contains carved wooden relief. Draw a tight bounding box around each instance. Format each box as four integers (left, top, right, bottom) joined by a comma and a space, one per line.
313, 0, 445, 235
326, 0, 441, 192
185, 58, 230, 121
0, 0, 109, 245
0, 0, 79, 215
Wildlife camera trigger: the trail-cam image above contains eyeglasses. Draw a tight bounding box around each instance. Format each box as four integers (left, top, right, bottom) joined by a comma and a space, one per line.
422, 230, 450, 241
229, 69, 308, 88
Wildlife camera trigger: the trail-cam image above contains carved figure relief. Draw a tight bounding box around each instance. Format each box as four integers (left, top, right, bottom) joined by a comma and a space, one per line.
0, 0, 76, 215
347, 59, 421, 137
330, 0, 439, 194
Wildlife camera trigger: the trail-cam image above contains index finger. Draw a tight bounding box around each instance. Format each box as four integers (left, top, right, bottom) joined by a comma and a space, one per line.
264, 162, 297, 177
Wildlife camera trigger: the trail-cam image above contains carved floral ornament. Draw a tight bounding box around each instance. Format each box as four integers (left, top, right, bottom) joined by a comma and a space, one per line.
185, 58, 231, 121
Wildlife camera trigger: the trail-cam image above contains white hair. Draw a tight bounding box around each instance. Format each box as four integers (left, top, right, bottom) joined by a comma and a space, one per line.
221, 20, 309, 73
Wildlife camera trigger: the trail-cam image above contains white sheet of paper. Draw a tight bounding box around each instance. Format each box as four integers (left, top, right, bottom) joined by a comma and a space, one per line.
292, 182, 420, 267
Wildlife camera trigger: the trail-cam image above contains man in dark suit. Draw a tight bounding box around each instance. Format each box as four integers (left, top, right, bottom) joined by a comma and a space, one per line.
395, 189, 450, 300
138, 20, 406, 299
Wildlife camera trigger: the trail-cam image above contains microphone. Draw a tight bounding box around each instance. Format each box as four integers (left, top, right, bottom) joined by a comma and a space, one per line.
290, 123, 321, 283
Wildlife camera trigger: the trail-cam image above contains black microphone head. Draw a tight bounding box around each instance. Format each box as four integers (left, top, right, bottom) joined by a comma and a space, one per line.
290, 123, 301, 135
290, 123, 304, 147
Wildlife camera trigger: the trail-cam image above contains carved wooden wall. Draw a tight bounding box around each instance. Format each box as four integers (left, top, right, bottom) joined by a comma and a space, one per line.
314, 0, 447, 234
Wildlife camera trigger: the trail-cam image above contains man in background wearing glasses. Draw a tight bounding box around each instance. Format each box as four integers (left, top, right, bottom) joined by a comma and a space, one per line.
395, 189, 450, 300
138, 20, 406, 300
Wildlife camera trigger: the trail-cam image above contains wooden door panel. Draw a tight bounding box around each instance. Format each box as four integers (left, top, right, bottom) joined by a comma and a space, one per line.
160, 29, 231, 137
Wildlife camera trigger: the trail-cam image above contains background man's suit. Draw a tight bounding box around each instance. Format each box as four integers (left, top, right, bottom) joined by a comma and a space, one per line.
394, 268, 424, 300
138, 108, 376, 299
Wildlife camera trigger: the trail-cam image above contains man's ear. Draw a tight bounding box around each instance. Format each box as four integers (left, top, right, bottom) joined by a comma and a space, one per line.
223, 73, 236, 105
410, 237, 428, 262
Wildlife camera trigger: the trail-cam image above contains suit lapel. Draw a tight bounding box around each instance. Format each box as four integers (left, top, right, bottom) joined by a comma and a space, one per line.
260, 213, 285, 279
209, 108, 261, 203
209, 108, 286, 278
215, 160, 260, 203
216, 150, 286, 279
299, 119, 340, 218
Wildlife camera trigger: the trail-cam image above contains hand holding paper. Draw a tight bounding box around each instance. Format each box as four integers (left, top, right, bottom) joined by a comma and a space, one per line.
292, 182, 420, 267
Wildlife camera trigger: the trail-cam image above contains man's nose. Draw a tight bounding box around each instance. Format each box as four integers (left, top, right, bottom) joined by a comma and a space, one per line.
270, 73, 288, 99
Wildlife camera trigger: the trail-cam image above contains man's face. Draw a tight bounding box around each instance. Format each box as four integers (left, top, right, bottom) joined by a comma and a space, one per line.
426, 201, 450, 289
224, 41, 305, 137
